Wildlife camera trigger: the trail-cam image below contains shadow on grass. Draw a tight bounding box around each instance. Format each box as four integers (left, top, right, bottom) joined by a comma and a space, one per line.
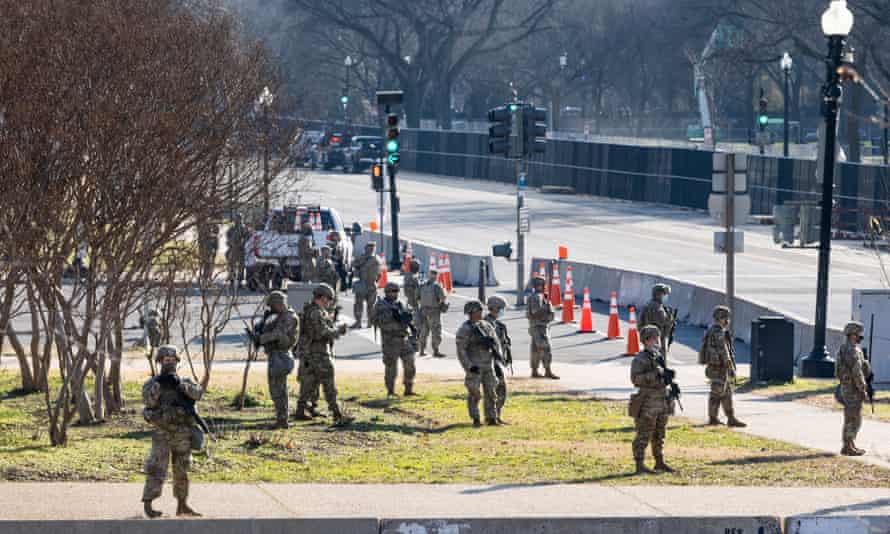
708, 452, 833, 466
0, 388, 42, 401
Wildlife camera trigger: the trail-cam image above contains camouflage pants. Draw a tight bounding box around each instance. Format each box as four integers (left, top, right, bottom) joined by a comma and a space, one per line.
298, 352, 338, 413
632, 396, 669, 461
296, 356, 320, 408
529, 325, 552, 372
383, 337, 416, 392
227, 253, 245, 283
841, 384, 864, 442
465, 367, 498, 422
418, 308, 442, 353
707, 372, 735, 420
493, 362, 507, 416
267, 351, 291, 423
142, 427, 191, 501
353, 289, 376, 325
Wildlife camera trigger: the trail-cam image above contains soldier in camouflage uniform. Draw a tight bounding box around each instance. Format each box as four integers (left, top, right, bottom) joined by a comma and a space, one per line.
418, 266, 448, 357
484, 296, 510, 424
456, 300, 502, 427
639, 283, 674, 355
527, 277, 558, 379
630, 325, 674, 474
141, 345, 203, 518
298, 222, 318, 282
372, 282, 417, 396
403, 259, 421, 312
225, 212, 248, 287
350, 242, 381, 329
836, 321, 871, 456
255, 291, 299, 429
197, 222, 219, 281
701, 306, 746, 427
316, 246, 341, 303
295, 283, 353, 425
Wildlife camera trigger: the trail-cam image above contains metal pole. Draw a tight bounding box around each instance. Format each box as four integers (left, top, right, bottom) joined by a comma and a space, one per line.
388, 164, 400, 270
516, 157, 525, 307
263, 113, 270, 214
725, 153, 736, 339
378, 176, 384, 255
883, 102, 888, 166
802, 35, 845, 378
783, 71, 790, 158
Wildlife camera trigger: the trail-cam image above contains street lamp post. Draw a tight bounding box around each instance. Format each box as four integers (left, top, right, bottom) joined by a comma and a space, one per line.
801, 0, 854, 378
257, 86, 275, 215
781, 52, 793, 157
342, 56, 353, 123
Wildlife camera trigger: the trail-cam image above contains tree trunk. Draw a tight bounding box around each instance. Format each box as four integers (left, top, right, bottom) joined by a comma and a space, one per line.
404, 86, 422, 129
435, 77, 453, 130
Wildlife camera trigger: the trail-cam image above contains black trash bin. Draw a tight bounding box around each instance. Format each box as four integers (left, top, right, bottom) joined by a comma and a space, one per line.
750, 316, 795, 383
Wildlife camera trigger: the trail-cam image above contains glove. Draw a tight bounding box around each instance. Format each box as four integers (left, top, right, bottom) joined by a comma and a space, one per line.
338, 323, 348, 335
663, 368, 676, 385
469, 366, 480, 374
157, 373, 181, 387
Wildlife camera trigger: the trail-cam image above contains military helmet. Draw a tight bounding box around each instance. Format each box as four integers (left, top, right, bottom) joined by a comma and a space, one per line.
844, 321, 865, 337
267, 290, 287, 306
385, 282, 400, 292
486, 295, 507, 312
409, 259, 420, 273
652, 283, 671, 298
639, 324, 661, 341
532, 276, 546, 286
464, 300, 484, 315
313, 283, 334, 299
155, 344, 180, 362
713, 305, 731, 321
365, 242, 376, 249
428, 266, 439, 274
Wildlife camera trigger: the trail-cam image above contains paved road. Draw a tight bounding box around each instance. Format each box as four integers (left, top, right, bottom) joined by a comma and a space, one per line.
299, 169, 886, 330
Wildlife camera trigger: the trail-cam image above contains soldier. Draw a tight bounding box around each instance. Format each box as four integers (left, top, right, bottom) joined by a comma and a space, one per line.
484, 295, 512, 424
141, 345, 203, 518
317, 246, 341, 302
327, 231, 348, 289
527, 277, 558, 379
372, 282, 417, 396
836, 321, 871, 456
197, 222, 220, 280
225, 212, 248, 287
418, 266, 448, 357
403, 259, 421, 313
350, 242, 381, 329
701, 306, 746, 428
639, 283, 674, 355
456, 300, 501, 427
630, 325, 674, 474
298, 222, 318, 282
295, 283, 353, 425
144, 308, 163, 349
250, 291, 299, 429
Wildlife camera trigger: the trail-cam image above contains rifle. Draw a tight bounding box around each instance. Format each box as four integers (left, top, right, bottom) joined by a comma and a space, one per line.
502, 329, 514, 375
156, 374, 211, 434
656, 355, 683, 412
667, 307, 679, 352
473, 322, 503, 364
867, 372, 876, 414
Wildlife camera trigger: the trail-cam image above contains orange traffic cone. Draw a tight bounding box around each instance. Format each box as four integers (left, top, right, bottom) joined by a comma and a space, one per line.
607, 291, 622, 339
561, 278, 575, 323
624, 306, 641, 355
377, 253, 388, 289
442, 254, 454, 292
549, 263, 562, 307
402, 242, 413, 273
578, 288, 594, 333
428, 253, 437, 276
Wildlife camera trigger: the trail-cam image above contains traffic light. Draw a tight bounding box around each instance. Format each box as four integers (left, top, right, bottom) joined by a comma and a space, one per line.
492, 241, 513, 259
340, 95, 349, 105
488, 105, 512, 155
371, 163, 384, 191
522, 105, 547, 156
758, 96, 769, 130
385, 113, 400, 166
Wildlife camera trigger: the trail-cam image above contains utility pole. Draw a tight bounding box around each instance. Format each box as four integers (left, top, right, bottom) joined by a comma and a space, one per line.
725, 153, 736, 338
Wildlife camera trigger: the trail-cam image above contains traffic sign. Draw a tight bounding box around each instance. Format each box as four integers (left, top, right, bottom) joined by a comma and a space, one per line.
519, 207, 530, 234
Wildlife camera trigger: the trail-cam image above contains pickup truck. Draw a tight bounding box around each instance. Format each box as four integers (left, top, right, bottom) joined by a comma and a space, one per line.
244, 205, 355, 291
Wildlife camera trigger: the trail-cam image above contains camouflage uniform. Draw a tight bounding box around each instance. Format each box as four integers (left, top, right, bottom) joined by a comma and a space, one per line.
630, 327, 673, 472
141, 347, 203, 505
197, 223, 219, 280
701, 306, 744, 427
259, 293, 299, 427
225, 216, 248, 285
403, 261, 421, 312
836, 321, 870, 454
296, 289, 348, 423
418, 274, 447, 357
372, 285, 417, 395
639, 284, 673, 354
298, 223, 317, 282
316, 247, 340, 303
351, 244, 381, 327
526, 281, 557, 378
456, 301, 501, 425
144, 309, 162, 348
484, 301, 510, 420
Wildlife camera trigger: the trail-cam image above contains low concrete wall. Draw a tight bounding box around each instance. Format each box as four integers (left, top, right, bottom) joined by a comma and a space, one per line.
0, 518, 379, 534
786, 516, 890, 534
356, 232, 498, 287
380, 517, 782, 534
531, 257, 845, 360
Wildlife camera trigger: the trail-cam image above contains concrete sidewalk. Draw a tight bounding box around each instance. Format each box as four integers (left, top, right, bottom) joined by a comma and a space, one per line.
1, 483, 889, 520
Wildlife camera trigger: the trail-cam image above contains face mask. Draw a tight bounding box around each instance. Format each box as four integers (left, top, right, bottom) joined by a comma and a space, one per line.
662, 295, 669, 304
161, 363, 178, 375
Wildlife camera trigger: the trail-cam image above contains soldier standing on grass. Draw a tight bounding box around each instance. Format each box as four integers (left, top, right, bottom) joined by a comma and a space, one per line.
252, 291, 299, 429
372, 282, 417, 397
484, 296, 511, 424
629, 325, 674, 475
700, 306, 746, 428
836, 321, 871, 456
350, 242, 381, 329
527, 277, 558, 379
141, 345, 203, 518
456, 300, 502, 427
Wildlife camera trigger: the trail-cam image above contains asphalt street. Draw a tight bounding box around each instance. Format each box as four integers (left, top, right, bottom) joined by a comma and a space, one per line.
298, 169, 886, 330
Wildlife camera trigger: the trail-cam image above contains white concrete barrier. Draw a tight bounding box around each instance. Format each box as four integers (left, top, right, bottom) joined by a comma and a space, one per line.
381, 516, 782, 534
786, 516, 890, 534
0, 519, 379, 534
356, 232, 498, 287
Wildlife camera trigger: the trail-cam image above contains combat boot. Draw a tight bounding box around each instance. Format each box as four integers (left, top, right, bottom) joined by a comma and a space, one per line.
485, 418, 500, 426
653, 456, 675, 473
419, 349, 427, 356
404, 384, 418, 396
350, 321, 362, 330
707, 417, 724, 426
634, 459, 655, 475
472, 417, 481, 428
387, 387, 398, 398
293, 404, 312, 421
433, 350, 446, 358
841, 441, 864, 456
143, 500, 162, 519
531, 369, 542, 378
727, 417, 747, 428
331, 407, 354, 427
850, 441, 867, 455
307, 405, 325, 418
544, 369, 560, 380
176, 499, 202, 517
271, 418, 289, 430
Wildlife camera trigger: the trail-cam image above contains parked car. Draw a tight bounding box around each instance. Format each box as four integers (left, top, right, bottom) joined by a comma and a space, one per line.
346, 136, 383, 173
319, 132, 350, 171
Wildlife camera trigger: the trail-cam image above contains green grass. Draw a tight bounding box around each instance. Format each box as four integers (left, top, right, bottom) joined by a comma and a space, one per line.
0, 370, 887, 486
740, 378, 890, 422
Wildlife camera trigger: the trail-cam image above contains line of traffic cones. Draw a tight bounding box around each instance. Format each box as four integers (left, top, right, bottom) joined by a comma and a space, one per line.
624, 305, 640, 355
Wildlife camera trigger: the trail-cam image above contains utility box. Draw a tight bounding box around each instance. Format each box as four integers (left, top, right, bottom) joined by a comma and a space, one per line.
750, 316, 795, 383
852, 289, 890, 384
287, 282, 315, 312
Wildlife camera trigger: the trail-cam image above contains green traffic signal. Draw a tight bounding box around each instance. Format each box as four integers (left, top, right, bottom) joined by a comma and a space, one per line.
386, 139, 399, 153
340, 95, 349, 104
508, 104, 519, 112
758, 114, 768, 126
388, 153, 400, 165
